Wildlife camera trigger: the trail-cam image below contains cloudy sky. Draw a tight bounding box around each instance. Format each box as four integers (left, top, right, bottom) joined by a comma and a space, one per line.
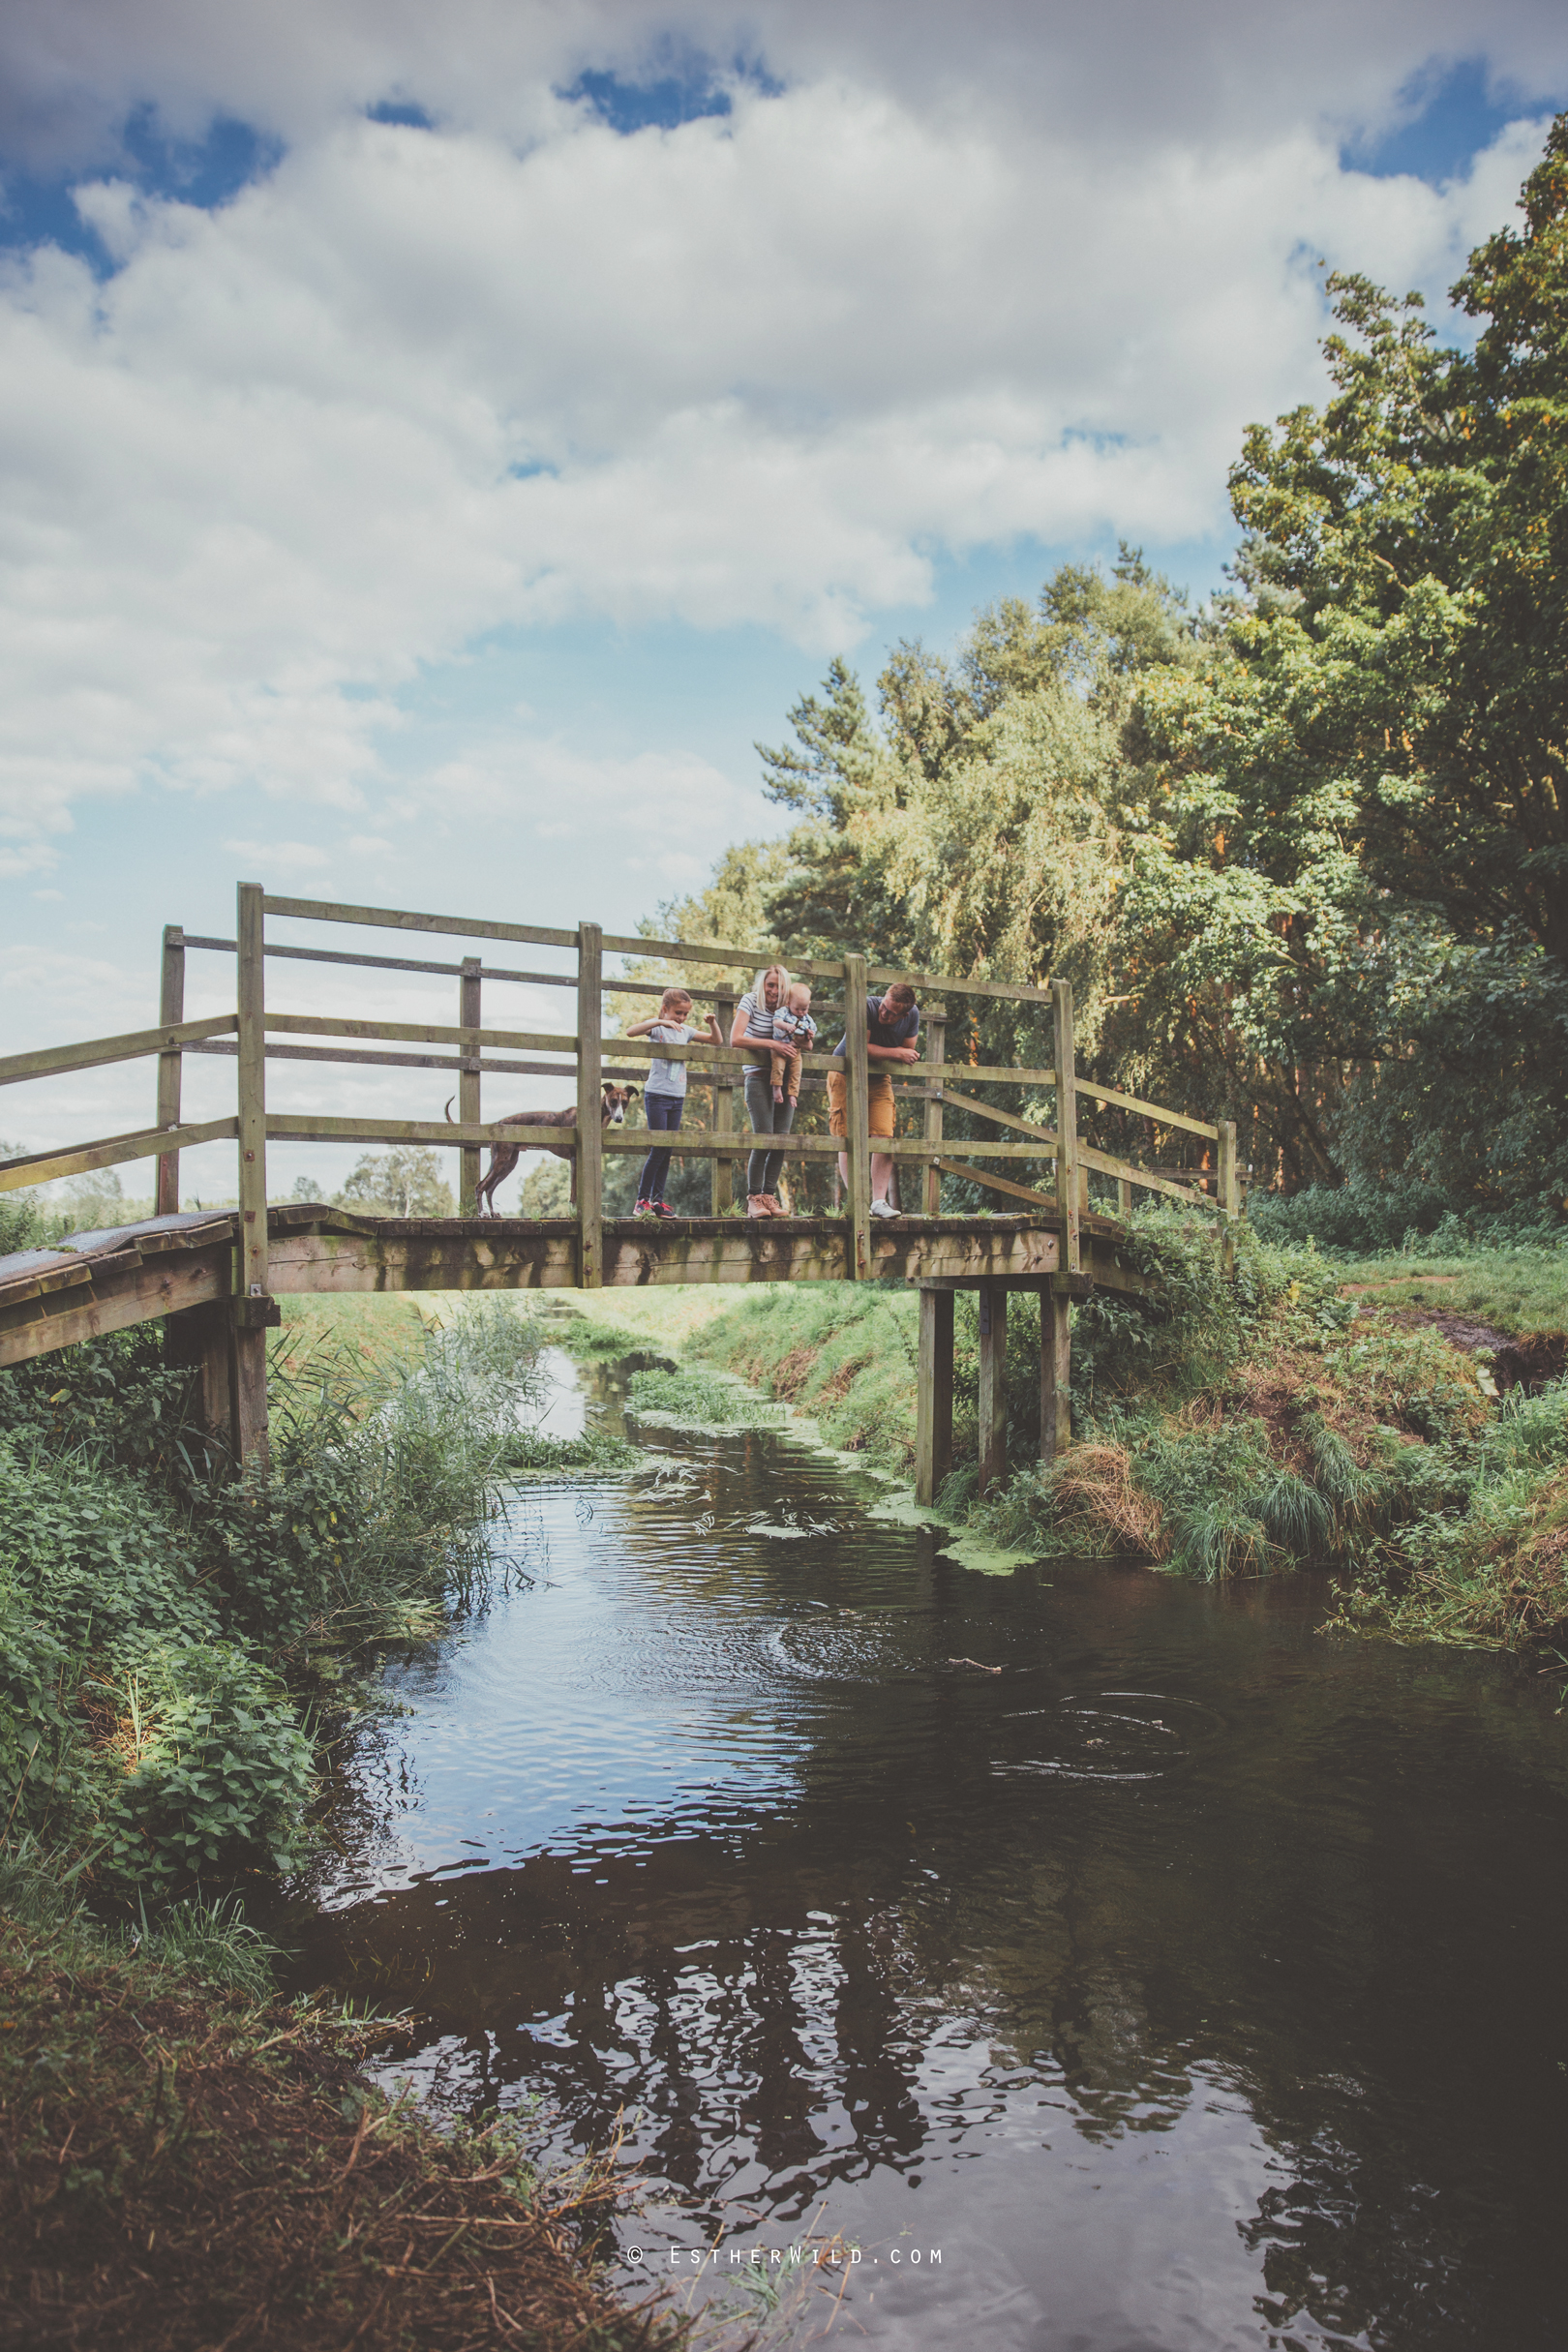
3, 2, 1566, 1197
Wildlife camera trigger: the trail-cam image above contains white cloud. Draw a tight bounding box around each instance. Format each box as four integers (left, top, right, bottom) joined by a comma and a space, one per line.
0, 9, 1563, 878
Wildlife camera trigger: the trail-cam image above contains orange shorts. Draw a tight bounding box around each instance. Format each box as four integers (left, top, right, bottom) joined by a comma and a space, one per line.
827, 1069, 896, 1139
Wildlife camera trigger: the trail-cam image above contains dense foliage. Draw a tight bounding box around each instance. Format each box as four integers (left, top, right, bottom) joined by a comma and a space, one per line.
0, 1302, 542, 1895
634, 121, 1568, 1234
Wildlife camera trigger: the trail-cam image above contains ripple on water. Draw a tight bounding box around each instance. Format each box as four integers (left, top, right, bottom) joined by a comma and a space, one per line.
994, 1689, 1219, 1782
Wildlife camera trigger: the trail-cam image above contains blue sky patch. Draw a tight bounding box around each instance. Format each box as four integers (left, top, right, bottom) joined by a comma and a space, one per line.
0, 106, 280, 266
1347, 56, 1560, 185
367, 101, 436, 131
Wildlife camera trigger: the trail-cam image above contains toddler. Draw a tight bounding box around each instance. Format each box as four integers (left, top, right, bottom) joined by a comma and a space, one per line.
769, 981, 817, 1106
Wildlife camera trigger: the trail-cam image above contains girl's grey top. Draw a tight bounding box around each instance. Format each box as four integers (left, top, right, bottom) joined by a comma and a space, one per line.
645, 1022, 696, 1098
736, 988, 780, 1072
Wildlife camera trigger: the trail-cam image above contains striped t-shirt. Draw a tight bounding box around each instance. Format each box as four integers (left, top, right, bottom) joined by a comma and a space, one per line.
736, 988, 780, 1071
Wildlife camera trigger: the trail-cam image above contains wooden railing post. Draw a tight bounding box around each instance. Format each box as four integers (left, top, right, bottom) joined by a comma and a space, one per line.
712, 991, 736, 1215
234, 882, 270, 1469
458, 957, 481, 1215
978, 1283, 1008, 1494
1218, 1118, 1239, 1273
1040, 1285, 1071, 1462
922, 1010, 946, 1215
1051, 979, 1080, 1275
916, 1283, 953, 1504
155, 924, 185, 1215
576, 922, 603, 1287
843, 952, 872, 1279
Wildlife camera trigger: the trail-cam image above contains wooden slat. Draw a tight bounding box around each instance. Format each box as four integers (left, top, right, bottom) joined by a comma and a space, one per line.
1053, 980, 1080, 1276
1077, 1142, 1220, 1211
932, 1160, 1054, 1213
155, 925, 185, 1215
601, 931, 846, 980
1073, 1078, 1220, 1140
931, 1082, 1058, 1147
237, 882, 268, 1308
266, 1115, 587, 1150
0, 1241, 233, 1370
0, 1118, 239, 1191
577, 921, 604, 1288
265, 1013, 580, 1054
0, 1015, 238, 1089
867, 965, 1054, 1008
261, 895, 579, 950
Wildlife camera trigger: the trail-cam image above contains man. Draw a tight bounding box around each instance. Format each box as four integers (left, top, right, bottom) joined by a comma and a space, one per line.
827, 980, 920, 1218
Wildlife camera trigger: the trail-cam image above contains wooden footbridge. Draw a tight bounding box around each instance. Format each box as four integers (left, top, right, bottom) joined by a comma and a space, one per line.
0, 887, 1240, 1503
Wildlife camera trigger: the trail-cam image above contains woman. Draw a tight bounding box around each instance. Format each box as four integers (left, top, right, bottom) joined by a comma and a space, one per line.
731, 964, 799, 1217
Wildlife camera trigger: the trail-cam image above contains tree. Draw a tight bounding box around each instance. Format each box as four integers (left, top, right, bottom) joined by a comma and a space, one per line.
336, 1148, 454, 1219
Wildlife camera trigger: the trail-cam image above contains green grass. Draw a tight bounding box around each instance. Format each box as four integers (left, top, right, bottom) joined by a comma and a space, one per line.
1328, 1246, 1568, 1337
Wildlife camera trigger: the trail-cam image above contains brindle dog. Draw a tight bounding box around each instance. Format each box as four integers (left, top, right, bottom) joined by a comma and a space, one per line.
444, 1084, 639, 1215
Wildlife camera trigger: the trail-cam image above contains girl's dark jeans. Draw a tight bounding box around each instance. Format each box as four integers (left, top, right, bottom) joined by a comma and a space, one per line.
638, 1092, 683, 1201
743, 1070, 797, 1196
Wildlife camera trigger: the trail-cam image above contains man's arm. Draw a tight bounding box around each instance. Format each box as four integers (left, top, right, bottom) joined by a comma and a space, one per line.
866, 1039, 919, 1063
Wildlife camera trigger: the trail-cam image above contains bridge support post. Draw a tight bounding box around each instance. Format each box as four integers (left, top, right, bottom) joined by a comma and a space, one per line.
1218, 1119, 1238, 1273
234, 882, 270, 1469
922, 1010, 946, 1215
712, 991, 736, 1216
844, 952, 872, 1279
576, 921, 604, 1287
458, 957, 482, 1216
1040, 1286, 1071, 1461
915, 1284, 953, 1505
978, 1283, 1008, 1494
165, 1292, 279, 1472
155, 925, 185, 1216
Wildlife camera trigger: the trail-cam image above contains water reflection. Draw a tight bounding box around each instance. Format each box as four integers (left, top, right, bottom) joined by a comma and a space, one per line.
291, 1357, 1568, 2349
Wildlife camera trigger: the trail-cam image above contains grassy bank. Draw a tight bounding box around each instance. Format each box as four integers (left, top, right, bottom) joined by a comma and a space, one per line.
685, 1217, 1568, 1653
0, 1861, 679, 2351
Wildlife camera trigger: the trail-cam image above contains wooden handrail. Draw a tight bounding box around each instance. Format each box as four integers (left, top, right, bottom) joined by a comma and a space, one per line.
1072, 1078, 1221, 1140
261, 894, 578, 949
0, 1117, 239, 1191
0, 1015, 237, 1089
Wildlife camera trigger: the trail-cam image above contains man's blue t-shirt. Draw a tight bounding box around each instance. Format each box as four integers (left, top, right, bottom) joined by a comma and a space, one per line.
834, 995, 920, 1060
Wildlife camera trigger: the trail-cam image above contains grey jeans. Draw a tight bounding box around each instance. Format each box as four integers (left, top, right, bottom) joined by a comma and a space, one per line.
743, 1070, 797, 1196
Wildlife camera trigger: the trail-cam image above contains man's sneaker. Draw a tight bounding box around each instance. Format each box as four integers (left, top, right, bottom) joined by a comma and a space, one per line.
869, 1197, 898, 1219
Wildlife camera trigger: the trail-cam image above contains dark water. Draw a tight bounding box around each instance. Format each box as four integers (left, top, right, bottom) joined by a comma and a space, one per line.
295, 1357, 1568, 2349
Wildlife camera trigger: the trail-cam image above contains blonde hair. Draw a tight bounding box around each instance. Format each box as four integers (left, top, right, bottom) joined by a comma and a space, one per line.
659, 986, 693, 1012
754, 963, 790, 999
786, 979, 812, 1006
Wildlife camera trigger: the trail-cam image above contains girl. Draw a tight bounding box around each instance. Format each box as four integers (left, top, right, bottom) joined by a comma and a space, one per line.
623, 988, 723, 1217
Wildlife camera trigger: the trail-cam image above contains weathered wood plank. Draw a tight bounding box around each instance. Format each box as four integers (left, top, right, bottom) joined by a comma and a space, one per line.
265, 1013, 580, 1054
932, 1082, 1058, 1147
0, 1245, 232, 1369
577, 923, 604, 1288
843, 953, 873, 1279
922, 1016, 946, 1216
237, 884, 269, 1312
0, 1015, 238, 1090
0, 1119, 239, 1191
266, 1115, 586, 1149
458, 958, 482, 1217
1053, 980, 1081, 1277
261, 894, 578, 950
1073, 1078, 1220, 1139
156, 925, 185, 1215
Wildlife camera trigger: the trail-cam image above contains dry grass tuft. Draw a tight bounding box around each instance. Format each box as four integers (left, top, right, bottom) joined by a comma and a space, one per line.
1050, 1442, 1166, 1558
0, 1928, 686, 2352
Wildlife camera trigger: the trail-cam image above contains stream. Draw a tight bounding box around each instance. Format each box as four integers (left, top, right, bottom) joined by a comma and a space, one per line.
292, 1346, 1568, 2349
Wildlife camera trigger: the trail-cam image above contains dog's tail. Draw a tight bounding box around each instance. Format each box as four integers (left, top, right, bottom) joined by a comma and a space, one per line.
444, 1098, 456, 1124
